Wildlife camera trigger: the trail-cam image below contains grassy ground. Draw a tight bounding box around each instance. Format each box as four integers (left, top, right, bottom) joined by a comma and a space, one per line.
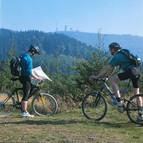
0, 105, 143, 143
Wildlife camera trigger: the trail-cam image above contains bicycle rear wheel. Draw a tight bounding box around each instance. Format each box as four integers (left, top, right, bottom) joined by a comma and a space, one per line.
0, 91, 15, 117
127, 94, 143, 125
82, 92, 107, 121
32, 93, 58, 116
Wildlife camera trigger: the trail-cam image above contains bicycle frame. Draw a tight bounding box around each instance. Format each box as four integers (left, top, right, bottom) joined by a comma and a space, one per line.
3, 88, 22, 104
97, 79, 142, 110
0, 78, 58, 117
98, 81, 117, 101
4, 84, 41, 105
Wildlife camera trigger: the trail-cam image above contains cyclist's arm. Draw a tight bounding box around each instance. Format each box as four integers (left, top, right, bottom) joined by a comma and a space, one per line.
96, 65, 112, 78
30, 73, 43, 81
106, 67, 116, 79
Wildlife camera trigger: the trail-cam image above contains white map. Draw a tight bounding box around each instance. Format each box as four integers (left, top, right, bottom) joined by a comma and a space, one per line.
31, 66, 52, 86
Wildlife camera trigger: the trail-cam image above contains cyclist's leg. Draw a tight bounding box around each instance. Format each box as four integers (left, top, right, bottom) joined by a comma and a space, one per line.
22, 78, 31, 110
133, 88, 139, 95
22, 81, 31, 110
109, 70, 130, 103
21, 79, 34, 117
131, 76, 143, 120
109, 75, 121, 99
132, 77, 142, 106
133, 88, 142, 106
20, 76, 34, 117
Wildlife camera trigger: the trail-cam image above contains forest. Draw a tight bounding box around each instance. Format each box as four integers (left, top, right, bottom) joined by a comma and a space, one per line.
0, 28, 143, 108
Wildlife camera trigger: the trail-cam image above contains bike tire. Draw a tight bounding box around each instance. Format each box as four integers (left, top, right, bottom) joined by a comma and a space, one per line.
0, 91, 15, 117
82, 92, 107, 121
127, 94, 143, 125
32, 93, 58, 116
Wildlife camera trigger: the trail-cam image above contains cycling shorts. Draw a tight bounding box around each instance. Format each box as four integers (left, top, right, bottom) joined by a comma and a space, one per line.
118, 67, 140, 88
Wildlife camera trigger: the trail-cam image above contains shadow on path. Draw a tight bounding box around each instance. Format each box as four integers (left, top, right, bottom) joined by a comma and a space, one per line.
0, 119, 86, 125
0, 118, 141, 128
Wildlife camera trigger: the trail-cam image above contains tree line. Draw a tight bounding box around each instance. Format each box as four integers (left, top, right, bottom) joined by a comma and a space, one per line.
1, 29, 143, 107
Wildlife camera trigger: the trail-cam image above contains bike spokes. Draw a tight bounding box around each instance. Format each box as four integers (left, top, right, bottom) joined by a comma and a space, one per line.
127, 94, 143, 125
0, 91, 15, 117
82, 93, 107, 121
32, 93, 58, 116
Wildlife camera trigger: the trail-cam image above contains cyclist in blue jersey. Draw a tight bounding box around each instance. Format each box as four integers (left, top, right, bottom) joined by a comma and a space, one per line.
19, 45, 43, 118
89, 42, 143, 121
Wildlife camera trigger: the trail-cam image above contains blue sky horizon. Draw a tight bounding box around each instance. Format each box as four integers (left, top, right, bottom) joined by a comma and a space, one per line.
0, 0, 143, 36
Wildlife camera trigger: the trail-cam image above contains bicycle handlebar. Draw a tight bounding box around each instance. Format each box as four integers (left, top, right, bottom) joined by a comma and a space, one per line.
38, 80, 44, 84
96, 78, 106, 82
36, 80, 45, 87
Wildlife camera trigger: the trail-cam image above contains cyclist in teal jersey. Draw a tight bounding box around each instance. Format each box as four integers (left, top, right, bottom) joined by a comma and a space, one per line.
89, 42, 143, 120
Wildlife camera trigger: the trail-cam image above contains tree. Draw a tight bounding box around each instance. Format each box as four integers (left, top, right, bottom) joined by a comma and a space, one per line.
7, 37, 17, 59
70, 30, 110, 101
0, 39, 18, 90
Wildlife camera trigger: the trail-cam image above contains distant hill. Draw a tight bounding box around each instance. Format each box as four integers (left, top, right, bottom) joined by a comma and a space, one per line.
58, 31, 143, 59
1, 28, 143, 70
0, 29, 94, 68
0, 29, 96, 72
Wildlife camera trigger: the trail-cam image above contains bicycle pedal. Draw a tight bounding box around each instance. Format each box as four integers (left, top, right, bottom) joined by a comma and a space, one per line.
118, 106, 125, 113
108, 101, 118, 106
16, 101, 21, 105
15, 105, 21, 109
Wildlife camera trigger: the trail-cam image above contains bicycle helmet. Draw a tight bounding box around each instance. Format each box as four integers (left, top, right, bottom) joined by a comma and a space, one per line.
29, 45, 40, 55
109, 42, 122, 50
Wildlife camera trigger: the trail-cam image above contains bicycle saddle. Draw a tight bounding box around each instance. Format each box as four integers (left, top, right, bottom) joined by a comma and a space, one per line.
11, 77, 19, 81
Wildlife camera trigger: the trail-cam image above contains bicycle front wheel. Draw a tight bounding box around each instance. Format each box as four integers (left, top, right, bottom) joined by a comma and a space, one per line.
82, 92, 107, 121
0, 91, 15, 117
32, 93, 58, 116
127, 94, 143, 125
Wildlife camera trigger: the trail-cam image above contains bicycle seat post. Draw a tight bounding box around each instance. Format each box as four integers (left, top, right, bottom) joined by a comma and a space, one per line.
13, 81, 16, 88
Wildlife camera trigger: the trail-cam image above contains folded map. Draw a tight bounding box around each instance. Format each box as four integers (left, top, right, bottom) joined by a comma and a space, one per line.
31, 66, 52, 86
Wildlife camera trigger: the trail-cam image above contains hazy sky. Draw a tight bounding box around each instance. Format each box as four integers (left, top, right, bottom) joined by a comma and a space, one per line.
1, 0, 143, 36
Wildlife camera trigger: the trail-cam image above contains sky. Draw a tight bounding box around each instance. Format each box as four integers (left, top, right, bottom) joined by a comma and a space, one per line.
0, 0, 143, 36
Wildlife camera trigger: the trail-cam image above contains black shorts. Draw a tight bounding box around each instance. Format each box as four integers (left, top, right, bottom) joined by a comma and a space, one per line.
19, 76, 31, 101
118, 67, 140, 88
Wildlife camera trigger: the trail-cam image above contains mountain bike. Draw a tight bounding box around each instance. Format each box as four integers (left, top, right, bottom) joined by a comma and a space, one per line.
82, 78, 143, 125
0, 77, 58, 117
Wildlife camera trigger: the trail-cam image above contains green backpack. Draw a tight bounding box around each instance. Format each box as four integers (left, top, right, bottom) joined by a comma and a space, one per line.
119, 49, 141, 68
10, 54, 27, 76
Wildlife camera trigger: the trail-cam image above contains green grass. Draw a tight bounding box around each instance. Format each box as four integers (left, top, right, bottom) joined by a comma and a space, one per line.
0, 105, 143, 143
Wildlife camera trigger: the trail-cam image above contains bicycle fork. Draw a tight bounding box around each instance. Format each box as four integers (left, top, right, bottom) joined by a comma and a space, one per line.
39, 94, 45, 106
93, 93, 101, 108
38, 94, 52, 113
